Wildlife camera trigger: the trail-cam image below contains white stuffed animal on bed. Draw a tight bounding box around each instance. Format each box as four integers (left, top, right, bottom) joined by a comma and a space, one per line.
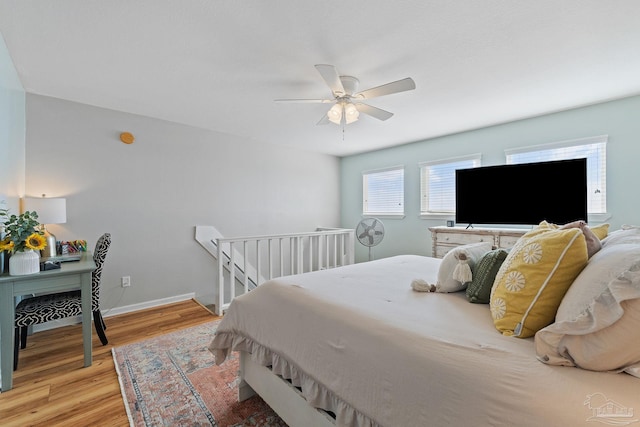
411, 249, 475, 293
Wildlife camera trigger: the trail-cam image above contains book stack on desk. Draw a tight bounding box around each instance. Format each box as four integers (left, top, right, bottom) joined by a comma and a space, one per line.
42, 253, 82, 263
40, 260, 61, 271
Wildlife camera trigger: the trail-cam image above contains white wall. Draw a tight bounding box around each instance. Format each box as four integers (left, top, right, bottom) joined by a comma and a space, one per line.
25, 94, 341, 311
341, 95, 640, 263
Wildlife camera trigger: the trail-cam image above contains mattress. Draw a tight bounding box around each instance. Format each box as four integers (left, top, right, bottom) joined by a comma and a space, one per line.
209, 255, 640, 427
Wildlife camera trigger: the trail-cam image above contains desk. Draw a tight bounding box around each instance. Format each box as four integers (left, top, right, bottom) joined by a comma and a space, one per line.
0, 252, 96, 391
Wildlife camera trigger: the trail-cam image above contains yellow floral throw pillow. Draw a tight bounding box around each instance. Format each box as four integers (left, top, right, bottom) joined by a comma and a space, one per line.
490, 221, 588, 338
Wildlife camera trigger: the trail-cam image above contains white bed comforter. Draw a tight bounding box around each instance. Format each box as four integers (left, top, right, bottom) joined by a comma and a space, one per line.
209, 255, 640, 427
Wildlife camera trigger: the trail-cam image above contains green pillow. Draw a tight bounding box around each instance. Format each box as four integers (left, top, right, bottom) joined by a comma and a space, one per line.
466, 249, 509, 304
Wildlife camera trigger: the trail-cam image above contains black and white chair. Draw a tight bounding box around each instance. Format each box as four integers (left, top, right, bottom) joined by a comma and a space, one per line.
13, 233, 111, 370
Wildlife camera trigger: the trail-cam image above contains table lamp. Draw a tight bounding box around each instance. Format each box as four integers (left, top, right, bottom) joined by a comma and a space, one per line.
22, 195, 67, 258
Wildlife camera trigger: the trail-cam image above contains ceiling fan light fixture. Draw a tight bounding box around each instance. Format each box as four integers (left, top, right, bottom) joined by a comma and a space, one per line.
344, 102, 359, 124
276, 64, 416, 127
327, 103, 343, 125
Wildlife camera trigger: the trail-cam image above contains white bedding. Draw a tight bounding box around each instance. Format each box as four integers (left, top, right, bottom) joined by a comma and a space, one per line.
210, 255, 640, 427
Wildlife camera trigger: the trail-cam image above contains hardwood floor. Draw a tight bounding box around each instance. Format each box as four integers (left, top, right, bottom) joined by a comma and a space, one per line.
0, 299, 218, 426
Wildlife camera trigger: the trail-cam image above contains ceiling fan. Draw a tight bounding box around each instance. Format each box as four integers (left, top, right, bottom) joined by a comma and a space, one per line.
275, 64, 416, 126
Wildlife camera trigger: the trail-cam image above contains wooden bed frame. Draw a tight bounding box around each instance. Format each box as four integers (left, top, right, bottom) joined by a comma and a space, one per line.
238, 351, 336, 427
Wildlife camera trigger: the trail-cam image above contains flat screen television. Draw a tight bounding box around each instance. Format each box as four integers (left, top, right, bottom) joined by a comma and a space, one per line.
455, 158, 587, 227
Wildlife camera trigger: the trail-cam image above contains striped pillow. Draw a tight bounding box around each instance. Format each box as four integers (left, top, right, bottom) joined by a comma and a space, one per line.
466, 248, 509, 304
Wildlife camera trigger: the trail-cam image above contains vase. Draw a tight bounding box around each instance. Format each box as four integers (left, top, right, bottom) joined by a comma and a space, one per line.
9, 249, 40, 276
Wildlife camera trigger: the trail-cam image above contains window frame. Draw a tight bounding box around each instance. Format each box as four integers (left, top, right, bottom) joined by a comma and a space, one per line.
419, 154, 482, 219
362, 165, 405, 219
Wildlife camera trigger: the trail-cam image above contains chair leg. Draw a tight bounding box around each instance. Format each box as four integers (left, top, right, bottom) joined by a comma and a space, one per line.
93, 310, 109, 345
99, 311, 107, 331
20, 326, 28, 349
14, 327, 20, 371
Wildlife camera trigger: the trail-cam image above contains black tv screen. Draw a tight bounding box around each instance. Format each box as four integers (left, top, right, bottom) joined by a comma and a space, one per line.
455, 158, 587, 226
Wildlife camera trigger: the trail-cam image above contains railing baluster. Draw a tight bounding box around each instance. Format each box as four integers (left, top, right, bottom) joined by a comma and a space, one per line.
255, 240, 261, 286
243, 240, 249, 293
268, 239, 273, 280
317, 234, 324, 270
308, 236, 315, 271
325, 234, 330, 268
211, 229, 355, 313
279, 238, 284, 277
289, 238, 295, 275
332, 234, 337, 267
217, 239, 224, 315
299, 237, 302, 273
229, 242, 236, 301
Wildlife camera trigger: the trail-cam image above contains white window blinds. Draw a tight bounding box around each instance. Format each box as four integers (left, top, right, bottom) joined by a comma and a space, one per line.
420, 155, 481, 215
362, 166, 404, 215
505, 136, 607, 214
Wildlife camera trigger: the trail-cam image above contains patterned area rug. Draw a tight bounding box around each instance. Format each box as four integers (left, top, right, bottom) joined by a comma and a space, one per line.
112, 320, 288, 426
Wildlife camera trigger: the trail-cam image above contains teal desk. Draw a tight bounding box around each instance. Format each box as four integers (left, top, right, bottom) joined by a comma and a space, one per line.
0, 252, 96, 391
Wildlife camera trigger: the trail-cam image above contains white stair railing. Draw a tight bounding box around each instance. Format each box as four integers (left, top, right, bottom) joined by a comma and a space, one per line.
195, 226, 354, 315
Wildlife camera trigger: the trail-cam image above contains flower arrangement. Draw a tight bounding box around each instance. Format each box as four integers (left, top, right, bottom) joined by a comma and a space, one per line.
0, 211, 47, 253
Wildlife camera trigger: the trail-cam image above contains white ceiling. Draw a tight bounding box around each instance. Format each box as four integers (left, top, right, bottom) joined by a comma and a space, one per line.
1, 1, 639, 157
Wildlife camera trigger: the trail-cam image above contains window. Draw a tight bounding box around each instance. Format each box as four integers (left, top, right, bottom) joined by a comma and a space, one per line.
420, 154, 481, 216
362, 166, 404, 216
505, 135, 607, 216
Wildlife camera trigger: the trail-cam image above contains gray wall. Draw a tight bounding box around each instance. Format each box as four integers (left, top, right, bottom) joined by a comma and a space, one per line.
341, 95, 640, 263
0, 31, 25, 214
24, 94, 341, 312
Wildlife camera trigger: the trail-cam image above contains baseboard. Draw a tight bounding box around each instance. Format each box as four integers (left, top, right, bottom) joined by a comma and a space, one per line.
103, 293, 196, 317
32, 293, 197, 333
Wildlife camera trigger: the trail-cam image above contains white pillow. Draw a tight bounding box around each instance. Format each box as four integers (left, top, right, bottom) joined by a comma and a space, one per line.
534, 242, 640, 377
601, 225, 640, 247
435, 242, 492, 293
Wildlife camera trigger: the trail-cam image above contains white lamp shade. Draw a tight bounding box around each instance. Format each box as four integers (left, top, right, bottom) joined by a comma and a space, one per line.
327, 103, 343, 125
344, 103, 360, 124
23, 197, 67, 224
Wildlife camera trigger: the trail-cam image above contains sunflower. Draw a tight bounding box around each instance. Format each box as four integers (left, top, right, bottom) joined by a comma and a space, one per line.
25, 233, 47, 251
0, 238, 14, 252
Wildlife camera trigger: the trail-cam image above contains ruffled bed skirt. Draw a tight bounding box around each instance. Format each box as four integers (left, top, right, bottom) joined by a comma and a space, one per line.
210, 332, 380, 427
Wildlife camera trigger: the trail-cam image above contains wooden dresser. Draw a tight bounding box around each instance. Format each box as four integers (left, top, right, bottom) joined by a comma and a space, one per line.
428, 226, 528, 258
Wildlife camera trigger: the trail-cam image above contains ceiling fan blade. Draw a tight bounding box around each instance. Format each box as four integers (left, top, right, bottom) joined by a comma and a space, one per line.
275, 98, 334, 103
355, 103, 394, 121
354, 77, 416, 99
315, 64, 345, 97
316, 113, 330, 125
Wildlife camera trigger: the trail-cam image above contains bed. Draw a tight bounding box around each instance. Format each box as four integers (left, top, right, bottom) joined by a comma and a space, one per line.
209, 224, 640, 427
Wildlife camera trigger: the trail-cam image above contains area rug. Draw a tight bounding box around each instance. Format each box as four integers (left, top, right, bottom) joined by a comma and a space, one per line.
112, 320, 288, 426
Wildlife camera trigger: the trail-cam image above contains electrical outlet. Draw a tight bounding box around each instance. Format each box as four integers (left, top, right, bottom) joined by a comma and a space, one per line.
121, 276, 131, 287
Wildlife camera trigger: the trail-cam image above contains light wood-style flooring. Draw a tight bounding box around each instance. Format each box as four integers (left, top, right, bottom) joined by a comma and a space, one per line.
0, 299, 218, 426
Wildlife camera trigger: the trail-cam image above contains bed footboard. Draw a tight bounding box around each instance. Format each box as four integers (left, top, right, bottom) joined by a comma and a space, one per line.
239, 351, 336, 427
